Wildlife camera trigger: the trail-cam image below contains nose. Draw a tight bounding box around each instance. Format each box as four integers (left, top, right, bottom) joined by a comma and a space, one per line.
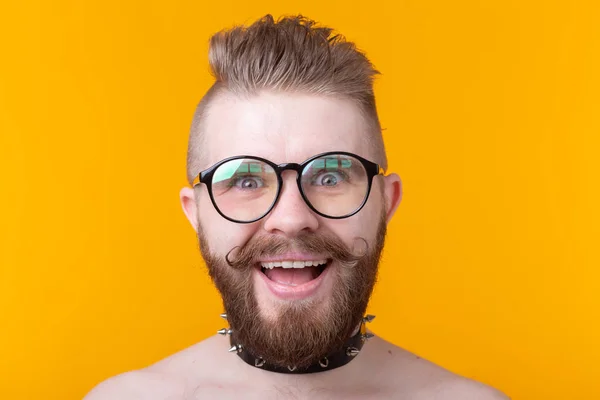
262, 171, 319, 236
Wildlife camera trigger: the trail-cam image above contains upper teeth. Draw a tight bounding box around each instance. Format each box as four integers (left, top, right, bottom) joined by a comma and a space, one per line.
260, 260, 328, 269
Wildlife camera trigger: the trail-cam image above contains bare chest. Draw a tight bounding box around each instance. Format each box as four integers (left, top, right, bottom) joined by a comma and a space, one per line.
184, 384, 394, 400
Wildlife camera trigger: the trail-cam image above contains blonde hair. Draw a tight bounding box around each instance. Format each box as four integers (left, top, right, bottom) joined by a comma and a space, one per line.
187, 14, 386, 184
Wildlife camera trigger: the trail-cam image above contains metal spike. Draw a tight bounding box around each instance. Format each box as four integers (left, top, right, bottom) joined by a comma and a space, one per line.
361, 332, 375, 341
363, 314, 376, 323
228, 344, 243, 353
287, 365, 297, 372
346, 347, 360, 357
319, 357, 329, 368
217, 328, 232, 335
220, 313, 228, 320
254, 358, 265, 367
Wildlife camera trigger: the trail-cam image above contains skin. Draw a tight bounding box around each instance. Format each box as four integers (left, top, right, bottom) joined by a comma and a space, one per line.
85, 92, 509, 400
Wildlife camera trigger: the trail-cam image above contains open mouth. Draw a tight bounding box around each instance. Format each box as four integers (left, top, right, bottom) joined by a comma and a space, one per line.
259, 259, 330, 287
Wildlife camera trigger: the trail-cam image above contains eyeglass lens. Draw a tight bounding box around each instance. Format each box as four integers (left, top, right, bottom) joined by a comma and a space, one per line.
210, 154, 369, 222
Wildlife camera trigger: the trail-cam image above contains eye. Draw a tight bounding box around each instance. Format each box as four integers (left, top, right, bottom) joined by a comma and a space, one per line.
233, 176, 264, 189
312, 171, 346, 186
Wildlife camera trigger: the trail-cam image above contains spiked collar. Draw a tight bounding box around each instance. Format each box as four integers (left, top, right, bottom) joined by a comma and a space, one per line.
218, 314, 376, 374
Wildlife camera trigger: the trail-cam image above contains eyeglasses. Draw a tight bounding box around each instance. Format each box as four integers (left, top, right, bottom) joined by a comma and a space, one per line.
192, 151, 384, 224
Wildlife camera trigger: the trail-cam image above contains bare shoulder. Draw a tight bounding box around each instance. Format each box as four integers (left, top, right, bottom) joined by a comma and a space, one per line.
146, 335, 230, 379
367, 336, 509, 399
417, 375, 510, 400
84, 336, 228, 400
83, 370, 186, 400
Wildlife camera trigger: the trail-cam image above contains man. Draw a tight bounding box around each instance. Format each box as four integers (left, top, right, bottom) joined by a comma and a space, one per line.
86, 15, 508, 399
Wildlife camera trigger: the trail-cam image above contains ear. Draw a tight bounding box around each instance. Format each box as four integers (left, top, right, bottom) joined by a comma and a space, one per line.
382, 173, 402, 224
179, 187, 199, 233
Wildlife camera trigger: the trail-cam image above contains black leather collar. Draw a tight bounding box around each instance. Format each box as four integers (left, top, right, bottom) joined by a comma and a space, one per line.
223, 314, 375, 374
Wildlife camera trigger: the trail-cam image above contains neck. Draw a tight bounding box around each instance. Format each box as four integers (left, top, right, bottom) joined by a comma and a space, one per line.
222, 314, 376, 375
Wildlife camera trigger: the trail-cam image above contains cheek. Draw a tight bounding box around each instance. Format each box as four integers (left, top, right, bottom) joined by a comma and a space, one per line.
333, 190, 385, 245
368, 180, 386, 210
200, 222, 258, 256
324, 214, 374, 250
197, 193, 259, 254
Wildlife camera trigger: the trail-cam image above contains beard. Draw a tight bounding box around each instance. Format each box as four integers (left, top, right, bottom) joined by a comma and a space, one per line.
197, 213, 387, 369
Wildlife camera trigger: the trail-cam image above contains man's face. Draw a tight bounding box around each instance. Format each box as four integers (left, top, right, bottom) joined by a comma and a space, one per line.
181, 91, 401, 368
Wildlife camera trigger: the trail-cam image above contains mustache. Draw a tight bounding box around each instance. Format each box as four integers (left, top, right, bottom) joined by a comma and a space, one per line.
225, 232, 369, 270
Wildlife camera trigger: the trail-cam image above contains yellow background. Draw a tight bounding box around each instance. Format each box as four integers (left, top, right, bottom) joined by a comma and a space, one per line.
1, 0, 598, 398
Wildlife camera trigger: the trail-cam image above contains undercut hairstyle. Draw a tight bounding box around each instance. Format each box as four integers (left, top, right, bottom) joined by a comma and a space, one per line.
186, 14, 387, 185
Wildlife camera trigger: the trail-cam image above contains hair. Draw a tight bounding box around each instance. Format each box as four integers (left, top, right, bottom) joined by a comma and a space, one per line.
186, 14, 387, 185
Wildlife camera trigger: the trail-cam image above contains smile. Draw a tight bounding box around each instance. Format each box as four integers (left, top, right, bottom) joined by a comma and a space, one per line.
256, 258, 332, 300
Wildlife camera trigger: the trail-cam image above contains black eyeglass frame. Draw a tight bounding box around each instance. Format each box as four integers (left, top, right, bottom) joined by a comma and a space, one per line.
192, 151, 385, 224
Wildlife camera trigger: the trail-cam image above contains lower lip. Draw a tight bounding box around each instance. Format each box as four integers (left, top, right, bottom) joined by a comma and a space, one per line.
256, 263, 331, 300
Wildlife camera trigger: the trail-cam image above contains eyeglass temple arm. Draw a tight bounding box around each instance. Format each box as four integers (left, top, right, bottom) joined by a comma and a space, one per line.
192, 175, 201, 187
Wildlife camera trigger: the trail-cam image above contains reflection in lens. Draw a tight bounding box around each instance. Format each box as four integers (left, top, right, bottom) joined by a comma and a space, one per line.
301, 155, 369, 217
212, 158, 277, 222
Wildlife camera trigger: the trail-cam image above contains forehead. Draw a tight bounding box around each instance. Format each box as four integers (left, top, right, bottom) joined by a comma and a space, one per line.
201, 91, 373, 167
